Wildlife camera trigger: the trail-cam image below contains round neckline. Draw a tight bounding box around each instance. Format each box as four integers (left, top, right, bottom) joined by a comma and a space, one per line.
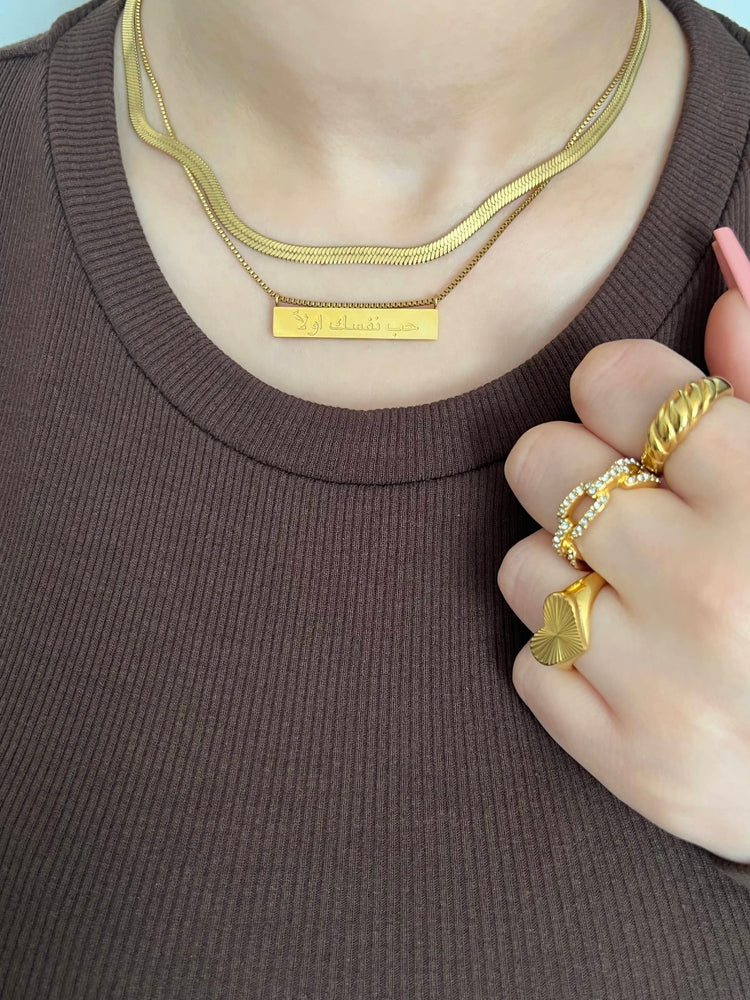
46, 0, 748, 484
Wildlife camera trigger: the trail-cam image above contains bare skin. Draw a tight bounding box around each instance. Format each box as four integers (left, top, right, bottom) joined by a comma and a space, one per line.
113, 0, 690, 409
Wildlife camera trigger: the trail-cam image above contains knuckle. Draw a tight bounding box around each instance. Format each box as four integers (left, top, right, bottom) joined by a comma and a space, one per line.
687, 555, 743, 627
680, 551, 750, 662
571, 340, 633, 397
497, 532, 542, 597
504, 424, 550, 493
497, 544, 522, 594
512, 652, 532, 702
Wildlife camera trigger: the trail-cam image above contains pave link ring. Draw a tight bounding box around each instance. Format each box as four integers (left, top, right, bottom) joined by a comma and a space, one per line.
553, 457, 661, 571
532, 374, 735, 670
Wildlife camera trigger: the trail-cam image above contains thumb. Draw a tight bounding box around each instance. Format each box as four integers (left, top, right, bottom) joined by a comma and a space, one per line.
704, 287, 750, 403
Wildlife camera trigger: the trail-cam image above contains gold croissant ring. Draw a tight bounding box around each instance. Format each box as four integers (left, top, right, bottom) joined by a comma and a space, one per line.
530, 375, 734, 670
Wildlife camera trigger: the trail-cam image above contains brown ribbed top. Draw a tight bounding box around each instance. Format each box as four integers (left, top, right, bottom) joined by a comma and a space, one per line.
2, 0, 750, 995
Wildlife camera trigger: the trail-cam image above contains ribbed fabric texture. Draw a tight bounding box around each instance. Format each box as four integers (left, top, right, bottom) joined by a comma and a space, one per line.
1, 0, 750, 995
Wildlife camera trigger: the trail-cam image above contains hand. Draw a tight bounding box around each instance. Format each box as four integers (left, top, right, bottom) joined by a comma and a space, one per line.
496, 285, 750, 865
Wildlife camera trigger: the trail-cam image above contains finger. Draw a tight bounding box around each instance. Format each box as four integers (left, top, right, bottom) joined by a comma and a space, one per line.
498, 527, 650, 708
704, 287, 750, 404
510, 640, 621, 794
504, 420, 693, 596
505, 421, 635, 537
569, 338, 750, 516
497, 526, 588, 626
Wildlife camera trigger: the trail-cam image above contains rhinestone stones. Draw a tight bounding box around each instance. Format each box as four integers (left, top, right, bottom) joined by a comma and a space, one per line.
553, 457, 661, 570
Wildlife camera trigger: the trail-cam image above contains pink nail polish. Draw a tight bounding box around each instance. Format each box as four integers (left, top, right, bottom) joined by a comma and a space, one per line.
712, 227, 750, 310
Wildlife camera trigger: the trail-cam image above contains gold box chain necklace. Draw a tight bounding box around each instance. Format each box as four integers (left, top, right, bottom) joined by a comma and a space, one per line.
124, 0, 649, 267
122, 0, 650, 340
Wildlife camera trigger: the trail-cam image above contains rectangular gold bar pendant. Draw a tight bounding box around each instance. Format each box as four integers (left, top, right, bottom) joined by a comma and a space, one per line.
273, 306, 438, 340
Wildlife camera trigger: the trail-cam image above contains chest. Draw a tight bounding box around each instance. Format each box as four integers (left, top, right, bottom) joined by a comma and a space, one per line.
114, 0, 689, 411
123, 166, 658, 411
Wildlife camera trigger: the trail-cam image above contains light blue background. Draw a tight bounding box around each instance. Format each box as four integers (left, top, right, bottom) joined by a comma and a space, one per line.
0, 0, 748, 47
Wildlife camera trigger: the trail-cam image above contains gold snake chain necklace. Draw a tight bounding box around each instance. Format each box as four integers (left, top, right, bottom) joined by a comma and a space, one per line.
122, 0, 650, 340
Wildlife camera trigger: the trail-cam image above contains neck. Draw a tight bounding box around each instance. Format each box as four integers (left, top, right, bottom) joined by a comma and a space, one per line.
137, 0, 646, 231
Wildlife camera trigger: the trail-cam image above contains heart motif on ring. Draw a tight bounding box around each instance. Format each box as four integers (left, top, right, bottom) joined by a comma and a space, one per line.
530, 592, 587, 669
529, 571, 608, 669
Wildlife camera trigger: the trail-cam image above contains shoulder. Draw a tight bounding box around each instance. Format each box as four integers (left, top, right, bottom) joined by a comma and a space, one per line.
0, 2, 104, 130
0, 2, 111, 328
0, 0, 111, 81
0, 1, 112, 210
708, 6, 750, 51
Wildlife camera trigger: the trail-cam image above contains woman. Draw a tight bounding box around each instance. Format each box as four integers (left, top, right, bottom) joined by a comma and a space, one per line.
1, 0, 750, 995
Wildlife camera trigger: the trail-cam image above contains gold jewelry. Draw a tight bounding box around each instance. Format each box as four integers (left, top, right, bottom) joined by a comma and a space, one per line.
530, 571, 607, 669
553, 457, 661, 571
125, 0, 649, 267
531, 373, 735, 670
122, 0, 651, 338
640, 375, 734, 476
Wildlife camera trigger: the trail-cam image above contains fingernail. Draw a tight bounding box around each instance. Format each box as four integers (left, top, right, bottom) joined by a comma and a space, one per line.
712, 227, 750, 310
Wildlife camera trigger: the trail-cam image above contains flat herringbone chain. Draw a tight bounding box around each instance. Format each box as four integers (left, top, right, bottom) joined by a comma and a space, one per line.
123, 0, 650, 270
